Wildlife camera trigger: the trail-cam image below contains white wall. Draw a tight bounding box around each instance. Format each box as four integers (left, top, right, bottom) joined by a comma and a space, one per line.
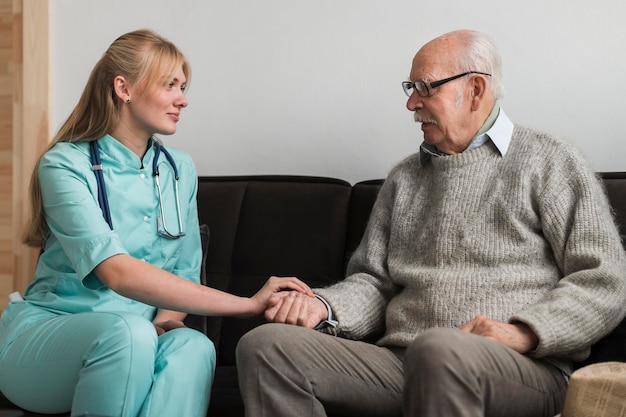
52, 0, 626, 184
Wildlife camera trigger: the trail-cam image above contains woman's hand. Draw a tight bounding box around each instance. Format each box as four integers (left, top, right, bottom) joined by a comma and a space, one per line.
249, 276, 313, 316
153, 319, 187, 336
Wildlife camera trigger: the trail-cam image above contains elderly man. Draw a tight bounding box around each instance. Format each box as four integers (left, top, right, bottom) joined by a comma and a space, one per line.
236, 29, 626, 417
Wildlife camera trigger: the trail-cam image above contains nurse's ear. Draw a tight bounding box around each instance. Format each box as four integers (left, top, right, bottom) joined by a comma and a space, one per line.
113, 75, 132, 104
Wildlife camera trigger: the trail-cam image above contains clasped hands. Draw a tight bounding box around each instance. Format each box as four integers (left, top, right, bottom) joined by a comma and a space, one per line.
265, 286, 328, 329
264, 286, 539, 354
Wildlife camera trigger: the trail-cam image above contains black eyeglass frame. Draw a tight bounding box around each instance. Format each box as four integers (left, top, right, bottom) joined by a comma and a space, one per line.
402, 71, 492, 97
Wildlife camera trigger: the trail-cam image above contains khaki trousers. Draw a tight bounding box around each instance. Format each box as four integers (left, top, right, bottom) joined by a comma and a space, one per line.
236, 324, 568, 417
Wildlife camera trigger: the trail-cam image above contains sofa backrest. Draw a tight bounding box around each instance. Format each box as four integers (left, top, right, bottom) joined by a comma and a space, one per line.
579, 172, 626, 366
195, 175, 358, 365
601, 172, 626, 237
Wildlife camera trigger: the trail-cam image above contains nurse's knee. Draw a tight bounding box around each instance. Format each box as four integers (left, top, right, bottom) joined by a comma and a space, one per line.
191, 330, 216, 361
160, 328, 216, 371
180, 328, 216, 369
93, 313, 158, 359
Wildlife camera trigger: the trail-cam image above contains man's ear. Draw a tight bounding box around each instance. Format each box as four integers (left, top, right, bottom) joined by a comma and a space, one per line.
113, 75, 131, 103
470, 75, 488, 111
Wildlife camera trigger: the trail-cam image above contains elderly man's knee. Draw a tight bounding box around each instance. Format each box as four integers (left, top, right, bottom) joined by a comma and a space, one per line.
406, 328, 468, 369
236, 323, 295, 366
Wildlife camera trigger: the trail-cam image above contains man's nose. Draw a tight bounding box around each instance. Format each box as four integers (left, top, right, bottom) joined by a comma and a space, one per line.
406, 91, 422, 111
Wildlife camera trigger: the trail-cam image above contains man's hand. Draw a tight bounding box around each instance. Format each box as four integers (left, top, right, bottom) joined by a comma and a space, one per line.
459, 315, 539, 354
249, 276, 313, 316
264, 291, 327, 329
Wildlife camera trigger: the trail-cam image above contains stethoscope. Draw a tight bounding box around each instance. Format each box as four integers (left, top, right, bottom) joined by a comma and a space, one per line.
89, 139, 186, 239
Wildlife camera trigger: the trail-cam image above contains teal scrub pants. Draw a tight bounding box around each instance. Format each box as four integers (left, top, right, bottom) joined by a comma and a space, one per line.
0, 309, 216, 417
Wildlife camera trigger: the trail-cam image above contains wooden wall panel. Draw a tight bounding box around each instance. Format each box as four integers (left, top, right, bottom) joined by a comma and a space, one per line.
0, 0, 15, 310
0, 0, 49, 311
14, 0, 49, 301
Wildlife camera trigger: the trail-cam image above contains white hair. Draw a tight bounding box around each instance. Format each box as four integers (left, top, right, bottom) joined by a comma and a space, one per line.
452, 30, 505, 99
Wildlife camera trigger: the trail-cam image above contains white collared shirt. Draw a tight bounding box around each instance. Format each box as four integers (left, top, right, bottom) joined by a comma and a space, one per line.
420, 108, 514, 166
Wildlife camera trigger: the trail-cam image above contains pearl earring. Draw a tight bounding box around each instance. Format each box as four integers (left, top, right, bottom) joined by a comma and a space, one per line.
125, 98, 131, 104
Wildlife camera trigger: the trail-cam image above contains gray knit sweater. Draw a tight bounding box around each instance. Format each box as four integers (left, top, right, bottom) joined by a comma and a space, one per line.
316, 126, 626, 373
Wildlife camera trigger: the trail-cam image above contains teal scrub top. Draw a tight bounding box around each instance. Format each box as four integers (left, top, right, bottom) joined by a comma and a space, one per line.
9, 135, 202, 324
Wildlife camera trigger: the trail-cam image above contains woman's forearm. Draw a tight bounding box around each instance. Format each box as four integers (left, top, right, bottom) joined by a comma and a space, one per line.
95, 253, 259, 317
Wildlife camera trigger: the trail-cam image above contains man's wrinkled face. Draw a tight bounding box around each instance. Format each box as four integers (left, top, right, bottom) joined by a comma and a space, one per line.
405, 41, 474, 154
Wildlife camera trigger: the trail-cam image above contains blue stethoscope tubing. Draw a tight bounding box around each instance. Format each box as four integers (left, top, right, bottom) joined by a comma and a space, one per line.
89, 139, 183, 236
89, 140, 114, 229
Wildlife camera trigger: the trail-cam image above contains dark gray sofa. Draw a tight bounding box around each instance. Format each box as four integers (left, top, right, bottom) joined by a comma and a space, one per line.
1, 173, 625, 417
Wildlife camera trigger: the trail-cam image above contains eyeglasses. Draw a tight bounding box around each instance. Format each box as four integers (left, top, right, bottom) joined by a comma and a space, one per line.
401, 71, 491, 97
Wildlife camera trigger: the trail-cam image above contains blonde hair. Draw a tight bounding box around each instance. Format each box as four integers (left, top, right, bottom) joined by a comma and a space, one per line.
23, 29, 191, 247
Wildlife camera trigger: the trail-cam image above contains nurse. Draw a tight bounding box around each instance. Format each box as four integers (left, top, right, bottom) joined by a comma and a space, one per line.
0, 29, 311, 417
